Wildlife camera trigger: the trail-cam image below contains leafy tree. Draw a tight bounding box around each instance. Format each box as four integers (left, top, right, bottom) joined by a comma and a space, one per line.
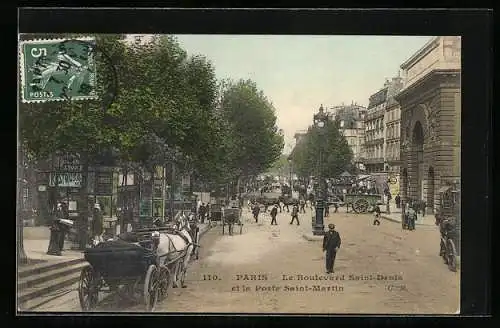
266, 154, 292, 176
219, 79, 284, 183
18, 33, 132, 257
116, 35, 230, 186
291, 118, 353, 179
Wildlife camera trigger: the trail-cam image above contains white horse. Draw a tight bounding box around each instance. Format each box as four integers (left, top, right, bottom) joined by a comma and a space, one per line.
154, 213, 195, 288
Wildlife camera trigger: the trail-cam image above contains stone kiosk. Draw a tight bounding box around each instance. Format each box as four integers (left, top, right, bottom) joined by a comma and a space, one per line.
395, 36, 461, 214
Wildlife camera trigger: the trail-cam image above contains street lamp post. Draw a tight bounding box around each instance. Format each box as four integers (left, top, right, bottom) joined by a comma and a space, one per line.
312, 105, 328, 236
287, 158, 293, 194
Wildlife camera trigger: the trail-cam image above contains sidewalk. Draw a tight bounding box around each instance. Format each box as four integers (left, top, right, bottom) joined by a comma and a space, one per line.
380, 203, 436, 227
22, 223, 212, 263
22, 226, 83, 263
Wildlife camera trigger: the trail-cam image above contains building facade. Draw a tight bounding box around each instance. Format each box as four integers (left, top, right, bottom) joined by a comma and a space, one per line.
331, 103, 367, 169
384, 76, 404, 174
395, 36, 461, 214
364, 84, 388, 173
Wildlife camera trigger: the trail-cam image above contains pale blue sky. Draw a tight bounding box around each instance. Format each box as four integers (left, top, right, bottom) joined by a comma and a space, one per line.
173, 35, 431, 153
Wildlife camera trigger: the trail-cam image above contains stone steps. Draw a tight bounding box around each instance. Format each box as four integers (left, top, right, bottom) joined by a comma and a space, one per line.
18, 258, 86, 310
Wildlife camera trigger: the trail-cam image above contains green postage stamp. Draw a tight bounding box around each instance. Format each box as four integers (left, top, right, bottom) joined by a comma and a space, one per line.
19, 37, 98, 103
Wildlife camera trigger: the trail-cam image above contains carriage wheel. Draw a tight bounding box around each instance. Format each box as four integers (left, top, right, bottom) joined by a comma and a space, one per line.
446, 240, 458, 272
78, 265, 99, 312
353, 199, 369, 213
144, 264, 160, 312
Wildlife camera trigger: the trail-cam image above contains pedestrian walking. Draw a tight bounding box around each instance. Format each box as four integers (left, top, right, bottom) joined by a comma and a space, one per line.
289, 203, 300, 225
58, 202, 70, 251
407, 205, 417, 230
198, 203, 207, 223
299, 198, 306, 213
324, 204, 330, 217
323, 223, 341, 273
283, 200, 290, 213
421, 201, 427, 217
395, 194, 401, 209
252, 204, 261, 223
276, 199, 282, 213
373, 204, 381, 225
46, 202, 65, 256
333, 202, 339, 213
91, 203, 104, 245
270, 204, 278, 225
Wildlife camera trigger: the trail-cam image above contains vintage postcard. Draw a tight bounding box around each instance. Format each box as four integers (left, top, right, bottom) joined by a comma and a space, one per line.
17, 33, 461, 314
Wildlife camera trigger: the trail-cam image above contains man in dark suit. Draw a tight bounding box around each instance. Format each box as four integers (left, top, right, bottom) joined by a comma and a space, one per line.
289, 204, 300, 225
322, 223, 341, 273
270, 204, 278, 225
252, 204, 261, 223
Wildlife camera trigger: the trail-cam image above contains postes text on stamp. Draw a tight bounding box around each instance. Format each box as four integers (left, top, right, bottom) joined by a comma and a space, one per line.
19, 37, 98, 103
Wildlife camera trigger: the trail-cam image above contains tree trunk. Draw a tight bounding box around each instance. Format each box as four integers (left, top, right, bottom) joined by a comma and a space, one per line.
170, 161, 175, 220
236, 175, 242, 198
17, 138, 28, 264
78, 153, 89, 249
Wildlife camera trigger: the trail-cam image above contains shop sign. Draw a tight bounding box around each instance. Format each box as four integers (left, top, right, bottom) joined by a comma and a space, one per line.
49, 172, 82, 187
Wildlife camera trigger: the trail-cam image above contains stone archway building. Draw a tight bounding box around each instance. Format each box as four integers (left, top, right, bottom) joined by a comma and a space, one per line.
395, 36, 461, 214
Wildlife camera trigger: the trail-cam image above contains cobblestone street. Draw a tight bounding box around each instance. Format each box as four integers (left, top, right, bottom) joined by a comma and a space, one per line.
35, 206, 459, 314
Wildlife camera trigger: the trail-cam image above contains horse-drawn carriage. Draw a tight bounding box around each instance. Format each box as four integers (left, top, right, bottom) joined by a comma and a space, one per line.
435, 184, 460, 272
78, 216, 199, 312
222, 207, 243, 235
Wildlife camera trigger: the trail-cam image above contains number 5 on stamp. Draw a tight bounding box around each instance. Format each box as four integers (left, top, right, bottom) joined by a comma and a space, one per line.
19, 37, 98, 103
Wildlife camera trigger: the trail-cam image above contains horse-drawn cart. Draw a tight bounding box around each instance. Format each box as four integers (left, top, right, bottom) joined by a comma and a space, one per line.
344, 193, 384, 213
78, 225, 192, 312
342, 174, 388, 213
222, 207, 243, 235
